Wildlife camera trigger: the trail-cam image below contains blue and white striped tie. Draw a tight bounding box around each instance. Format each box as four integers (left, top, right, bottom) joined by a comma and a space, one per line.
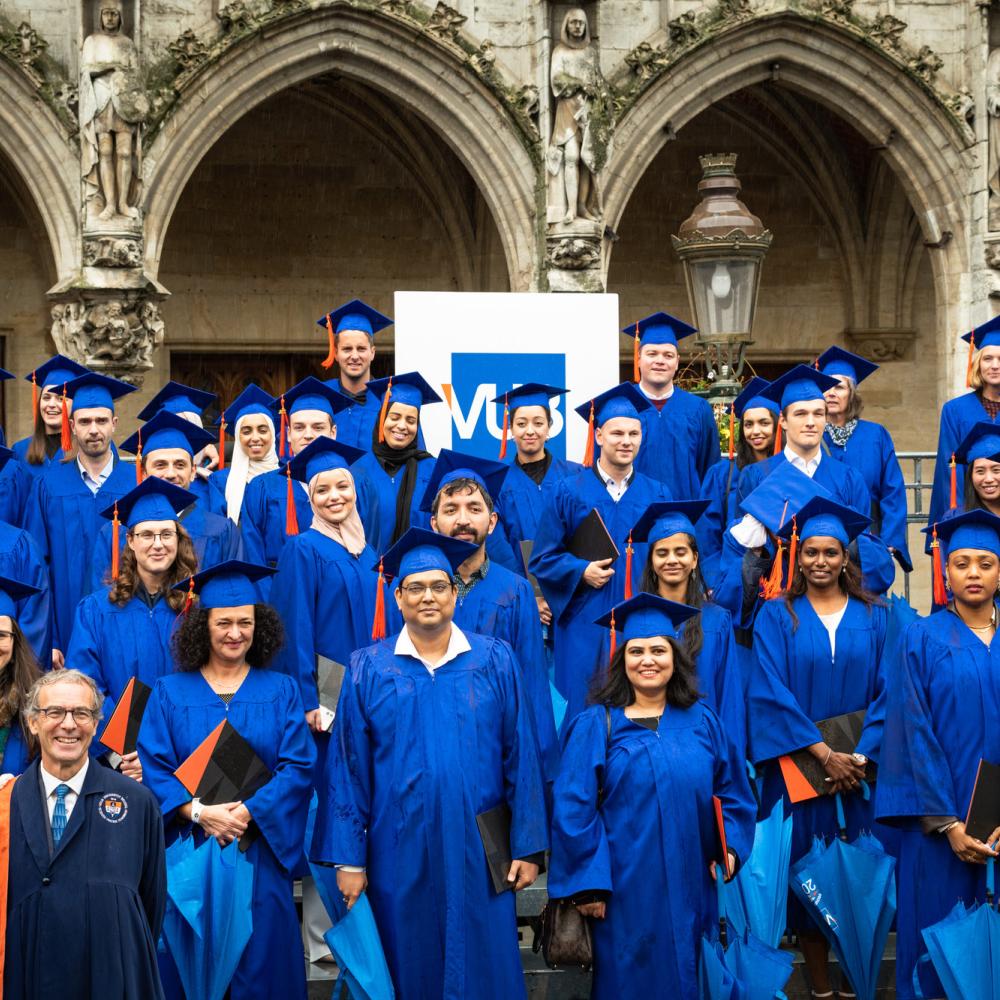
51, 784, 70, 845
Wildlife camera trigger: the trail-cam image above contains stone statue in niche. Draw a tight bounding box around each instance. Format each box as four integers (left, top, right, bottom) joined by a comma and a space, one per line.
989, 44, 1000, 231
546, 8, 604, 226
80, 0, 148, 224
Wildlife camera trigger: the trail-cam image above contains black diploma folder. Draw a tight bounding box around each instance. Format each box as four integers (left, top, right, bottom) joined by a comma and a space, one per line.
477, 803, 513, 894
568, 509, 620, 564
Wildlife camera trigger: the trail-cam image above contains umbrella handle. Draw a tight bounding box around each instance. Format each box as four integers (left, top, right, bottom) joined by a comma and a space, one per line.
834, 792, 847, 841
988, 855, 995, 907
716, 860, 727, 948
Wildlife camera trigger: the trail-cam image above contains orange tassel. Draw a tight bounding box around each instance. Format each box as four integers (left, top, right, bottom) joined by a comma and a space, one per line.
499, 393, 509, 459
727, 404, 736, 461
278, 395, 288, 459
787, 517, 798, 580
966, 332, 976, 389
135, 428, 143, 485
31, 372, 38, 424
624, 531, 634, 600
285, 465, 299, 536
931, 526, 948, 606
633, 322, 640, 383
773, 422, 783, 456
377, 377, 393, 444
322, 315, 336, 370
182, 577, 196, 616
609, 609, 617, 662
110, 502, 121, 581
60, 385, 71, 452
372, 559, 387, 640
813, 356, 820, 370
760, 543, 786, 600
583, 401, 595, 467
218, 416, 226, 472
949, 453, 958, 509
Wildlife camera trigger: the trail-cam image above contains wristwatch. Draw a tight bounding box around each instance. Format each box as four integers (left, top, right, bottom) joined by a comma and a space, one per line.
190, 798, 204, 825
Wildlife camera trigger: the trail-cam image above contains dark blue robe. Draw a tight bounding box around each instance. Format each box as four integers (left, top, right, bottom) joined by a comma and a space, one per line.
139, 669, 315, 1000
876, 607, 1000, 1000
497, 453, 582, 549
12, 436, 63, 479
0, 520, 51, 666
0, 457, 33, 527
5, 758, 166, 1000
548, 703, 754, 999
24, 456, 137, 652
325, 381, 382, 451
633, 387, 720, 498
748, 594, 888, 931
824, 420, 912, 571
529, 466, 672, 723
453, 560, 559, 783
311, 632, 548, 1000
351, 450, 434, 552
698, 457, 744, 589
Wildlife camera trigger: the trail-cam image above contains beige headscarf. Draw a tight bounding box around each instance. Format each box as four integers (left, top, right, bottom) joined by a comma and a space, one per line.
309, 467, 367, 556
225, 412, 280, 524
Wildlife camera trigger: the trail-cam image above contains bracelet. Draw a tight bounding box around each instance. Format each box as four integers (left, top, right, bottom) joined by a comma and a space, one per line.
940, 821, 959, 835
823, 747, 833, 766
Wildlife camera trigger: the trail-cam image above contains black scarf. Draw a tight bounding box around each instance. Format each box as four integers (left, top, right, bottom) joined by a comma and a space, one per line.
516, 450, 553, 486
371, 423, 432, 544
340, 385, 367, 406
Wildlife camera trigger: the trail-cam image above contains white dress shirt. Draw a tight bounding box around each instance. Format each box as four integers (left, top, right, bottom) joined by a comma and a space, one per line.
394, 624, 471, 674
783, 444, 821, 478
40, 757, 89, 825
595, 460, 634, 501
77, 453, 114, 495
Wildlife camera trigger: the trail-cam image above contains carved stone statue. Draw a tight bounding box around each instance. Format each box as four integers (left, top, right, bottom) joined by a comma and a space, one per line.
989, 46, 1000, 231
546, 8, 604, 226
80, 0, 148, 223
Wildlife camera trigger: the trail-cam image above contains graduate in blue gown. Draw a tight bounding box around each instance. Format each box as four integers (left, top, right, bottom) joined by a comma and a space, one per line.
928, 318, 1000, 539
68, 478, 198, 748
422, 451, 559, 783
139, 561, 315, 1000
699, 376, 779, 589
818, 346, 912, 573
548, 594, 755, 1000
89, 411, 243, 589
0, 576, 44, 776
311, 529, 547, 1000
25, 371, 137, 659
747, 496, 888, 997
530, 382, 673, 724
12, 354, 87, 478
624, 312, 720, 498
951, 420, 1000, 521
876, 509, 1000, 999
316, 298, 393, 451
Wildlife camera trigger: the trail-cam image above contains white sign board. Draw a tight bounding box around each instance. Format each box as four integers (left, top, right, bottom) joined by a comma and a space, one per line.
393, 291, 620, 461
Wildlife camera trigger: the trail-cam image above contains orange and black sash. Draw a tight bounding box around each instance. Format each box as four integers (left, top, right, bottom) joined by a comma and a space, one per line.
0, 777, 18, 999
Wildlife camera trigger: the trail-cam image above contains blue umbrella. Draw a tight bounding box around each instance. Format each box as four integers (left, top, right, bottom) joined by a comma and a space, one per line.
699, 937, 745, 1000
788, 790, 896, 1000
163, 835, 254, 1000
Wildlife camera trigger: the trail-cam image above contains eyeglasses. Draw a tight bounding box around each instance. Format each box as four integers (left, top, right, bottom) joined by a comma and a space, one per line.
0, 631, 14, 642
400, 582, 453, 597
132, 529, 178, 545
36, 706, 98, 724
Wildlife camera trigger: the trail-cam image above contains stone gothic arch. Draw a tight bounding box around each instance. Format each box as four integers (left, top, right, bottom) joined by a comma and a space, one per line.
142, 6, 540, 291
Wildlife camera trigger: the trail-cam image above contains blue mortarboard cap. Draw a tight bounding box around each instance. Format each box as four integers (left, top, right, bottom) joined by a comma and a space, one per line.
623, 312, 697, 348
419, 449, 511, 513
0, 369, 14, 383
630, 500, 710, 544
288, 435, 365, 484
733, 377, 780, 418
740, 463, 832, 535
574, 382, 651, 427
0, 574, 42, 621
26, 354, 87, 390
776, 495, 870, 547
218, 384, 277, 432
594, 593, 700, 641
137, 380, 216, 421
955, 421, 1000, 465
100, 476, 197, 529
962, 315, 1000, 352
316, 299, 393, 338
64, 371, 136, 412
277, 376, 353, 421
173, 559, 275, 610
490, 382, 569, 415
367, 372, 442, 411
924, 508, 1000, 559
378, 526, 477, 582
816, 346, 878, 386
121, 410, 214, 458
759, 364, 840, 410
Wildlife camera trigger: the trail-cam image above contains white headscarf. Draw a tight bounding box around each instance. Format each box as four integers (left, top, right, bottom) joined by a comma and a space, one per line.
225, 412, 279, 524
308, 467, 367, 557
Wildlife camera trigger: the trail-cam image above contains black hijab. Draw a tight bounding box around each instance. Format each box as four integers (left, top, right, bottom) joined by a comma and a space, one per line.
371, 411, 433, 545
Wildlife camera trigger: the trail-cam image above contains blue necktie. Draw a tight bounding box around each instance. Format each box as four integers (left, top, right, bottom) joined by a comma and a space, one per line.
52, 784, 70, 845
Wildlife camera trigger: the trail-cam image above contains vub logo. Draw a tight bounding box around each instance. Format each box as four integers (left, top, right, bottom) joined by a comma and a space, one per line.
443, 353, 567, 460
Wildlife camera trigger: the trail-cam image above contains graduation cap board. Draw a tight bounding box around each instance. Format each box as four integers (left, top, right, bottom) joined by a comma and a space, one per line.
965, 759, 1000, 843
778, 710, 867, 803
99, 677, 152, 761
175, 720, 272, 851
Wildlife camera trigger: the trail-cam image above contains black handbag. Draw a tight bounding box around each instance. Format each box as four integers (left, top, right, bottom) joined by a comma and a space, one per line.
533, 898, 593, 970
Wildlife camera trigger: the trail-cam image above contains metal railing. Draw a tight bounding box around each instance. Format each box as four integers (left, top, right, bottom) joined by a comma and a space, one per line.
897, 452, 935, 604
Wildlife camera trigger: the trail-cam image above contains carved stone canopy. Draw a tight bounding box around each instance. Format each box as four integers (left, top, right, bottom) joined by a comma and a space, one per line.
845, 328, 916, 363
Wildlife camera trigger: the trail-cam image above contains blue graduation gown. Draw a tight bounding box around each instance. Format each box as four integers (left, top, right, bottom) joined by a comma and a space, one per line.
748, 594, 888, 930
5, 759, 166, 1000
312, 632, 548, 1000
529, 466, 672, 723
67, 587, 180, 724
453, 561, 559, 783
548, 703, 755, 1000
205, 467, 233, 517
12, 436, 63, 478
736, 451, 872, 518
497, 453, 583, 549
0, 717, 32, 775
325, 381, 382, 451
25, 456, 137, 652
824, 420, 912, 571
875, 608, 1000, 1000
139, 669, 315, 1000
351, 450, 434, 552
633, 387, 720, 499
0, 456, 33, 527
0, 520, 51, 666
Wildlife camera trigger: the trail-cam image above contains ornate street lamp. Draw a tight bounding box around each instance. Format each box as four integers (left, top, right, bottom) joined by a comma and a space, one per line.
672, 153, 773, 405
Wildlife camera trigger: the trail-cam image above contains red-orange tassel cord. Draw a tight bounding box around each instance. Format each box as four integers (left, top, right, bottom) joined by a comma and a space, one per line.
624, 531, 634, 600
760, 544, 786, 600
583, 401, 596, 468
372, 559, 387, 640
111, 502, 121, 581
31, 372, 38, 424
608, 609, 617, 663
278, 395, 289, 459
217, 416, 226, 472
135, 428, 143, 485
966, 332, 977, 389
285, 465, 299, 536
377, 378, 393, 444
322, 315, 336, 370
498, 394, 509, 459
182, 577, 196, 616
949, 454, 958, 510
931, 526, 948, 606
787, 517, 799, 581
633, 322, 640, 384
773, 422, 783, 456
727, 404, 736, 461
60, 385, 71, 453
